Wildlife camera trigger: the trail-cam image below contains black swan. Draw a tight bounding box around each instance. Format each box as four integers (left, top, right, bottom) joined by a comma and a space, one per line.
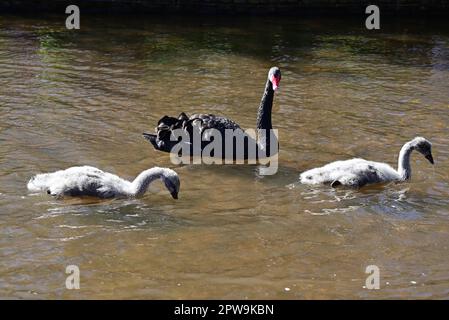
27, 166, 180, 199
143, 67, 281, 160
299, 137, 434, 188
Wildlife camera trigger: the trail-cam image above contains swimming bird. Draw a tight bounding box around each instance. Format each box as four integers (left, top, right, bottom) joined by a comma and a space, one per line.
143, 66, 281, 160
299, 137, 434, 188
27, 166, 180, 199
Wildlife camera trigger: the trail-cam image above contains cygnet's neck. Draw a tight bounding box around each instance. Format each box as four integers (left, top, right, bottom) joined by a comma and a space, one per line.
130, 167, 166, 197
397, 142, 413, 181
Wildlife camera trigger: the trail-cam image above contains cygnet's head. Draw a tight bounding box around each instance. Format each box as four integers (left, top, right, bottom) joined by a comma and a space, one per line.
160, 168, 181, 199
410, 137, 434, 165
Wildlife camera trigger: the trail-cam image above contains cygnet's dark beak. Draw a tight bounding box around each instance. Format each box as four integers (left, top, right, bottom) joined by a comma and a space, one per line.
170, 191, 178, 199
425, 153, 434, 165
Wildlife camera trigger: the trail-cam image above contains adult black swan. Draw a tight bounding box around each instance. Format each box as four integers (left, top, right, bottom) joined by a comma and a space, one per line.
143, 67, 281, 161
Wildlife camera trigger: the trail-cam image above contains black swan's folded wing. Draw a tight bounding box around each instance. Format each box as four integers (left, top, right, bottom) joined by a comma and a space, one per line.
189, 113, 241, 132
143, 112, 241, 153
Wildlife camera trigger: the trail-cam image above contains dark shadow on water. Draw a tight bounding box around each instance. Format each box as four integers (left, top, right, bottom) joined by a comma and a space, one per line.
2, 14, 449, 68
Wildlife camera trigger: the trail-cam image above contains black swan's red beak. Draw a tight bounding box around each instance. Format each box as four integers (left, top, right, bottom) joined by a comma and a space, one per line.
271, 75, 280, 91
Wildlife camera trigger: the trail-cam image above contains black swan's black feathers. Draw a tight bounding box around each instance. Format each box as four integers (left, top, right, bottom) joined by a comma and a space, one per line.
143, 67, 280, 159
143, 112, 251, 157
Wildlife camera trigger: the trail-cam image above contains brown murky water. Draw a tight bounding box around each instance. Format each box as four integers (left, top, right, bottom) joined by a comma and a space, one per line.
0, 14, 448, 299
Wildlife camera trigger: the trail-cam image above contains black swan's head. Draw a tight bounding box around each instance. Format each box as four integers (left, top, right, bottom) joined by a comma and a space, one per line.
411, 137, 434, 165
268, 67, 281, 91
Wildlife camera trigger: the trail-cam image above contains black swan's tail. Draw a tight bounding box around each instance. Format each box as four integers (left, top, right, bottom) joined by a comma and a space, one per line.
143, 113, 191, 153
142, 132, 159, 148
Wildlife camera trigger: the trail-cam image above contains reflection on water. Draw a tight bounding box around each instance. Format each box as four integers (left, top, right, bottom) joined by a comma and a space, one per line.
0, 15, 449, 299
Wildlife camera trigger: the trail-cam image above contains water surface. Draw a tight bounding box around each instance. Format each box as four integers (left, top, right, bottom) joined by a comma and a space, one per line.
0, 15, 448, 299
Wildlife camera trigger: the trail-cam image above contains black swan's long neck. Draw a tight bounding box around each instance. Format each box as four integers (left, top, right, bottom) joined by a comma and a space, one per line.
256, 79, 276, 157
256, 79, 274, 130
